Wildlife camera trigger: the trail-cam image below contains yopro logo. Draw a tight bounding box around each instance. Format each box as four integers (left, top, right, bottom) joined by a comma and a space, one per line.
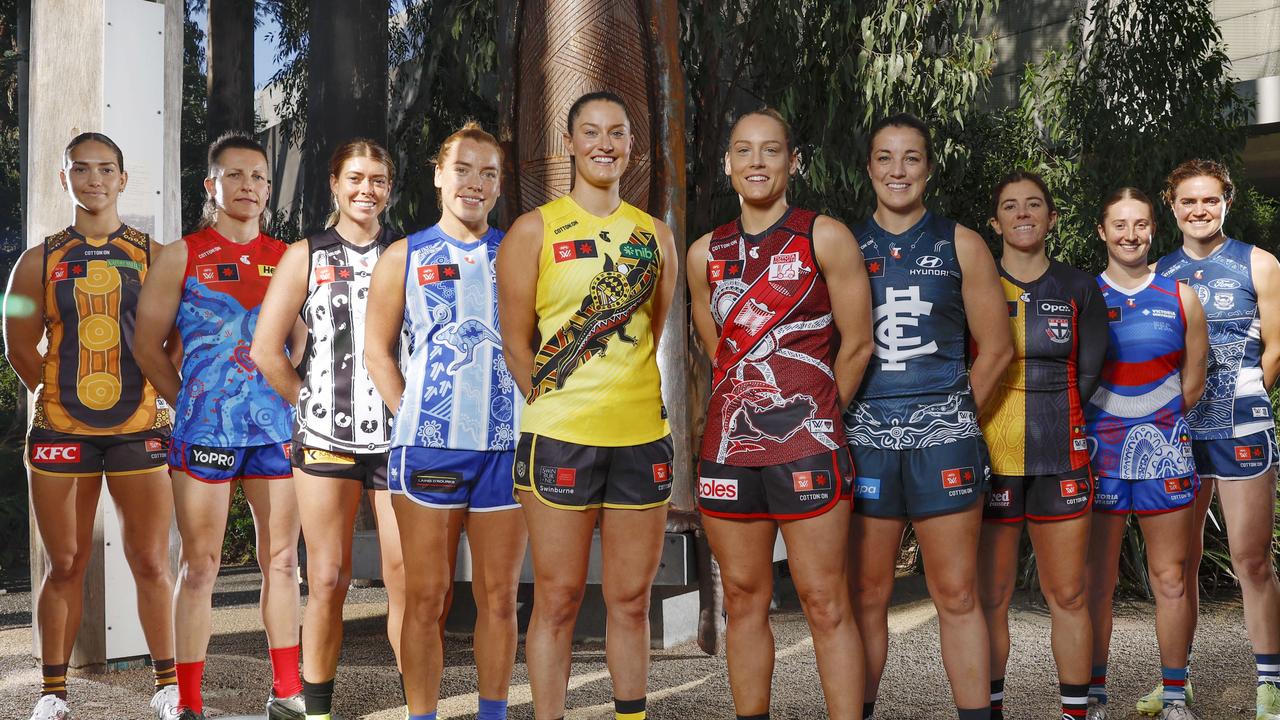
188, 445, 236, 471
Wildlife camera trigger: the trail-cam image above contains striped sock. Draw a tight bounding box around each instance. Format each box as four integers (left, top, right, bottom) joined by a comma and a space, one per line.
1088, 664, 1107, 704
1258, 653, 1280, 687
862, 700, 876, 719
40, 662, 68, 700
153, 658, 176, 691
176, 660, 204, 713
477, 696, 508, 719
1061, 682, 1089, 718
989, 677, 1004, 720
615, 697, 646, 719
1162, 666, 1188, 707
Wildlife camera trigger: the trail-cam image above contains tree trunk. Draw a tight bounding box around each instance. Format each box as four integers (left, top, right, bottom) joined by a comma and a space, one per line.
206, 0, 254, 141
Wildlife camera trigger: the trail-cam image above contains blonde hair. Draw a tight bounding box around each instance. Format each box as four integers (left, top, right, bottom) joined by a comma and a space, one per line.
326, 138, 395, 228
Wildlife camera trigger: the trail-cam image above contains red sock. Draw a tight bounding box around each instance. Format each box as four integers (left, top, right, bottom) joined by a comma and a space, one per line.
175, 660, 204, 713
268, 645, 302, 698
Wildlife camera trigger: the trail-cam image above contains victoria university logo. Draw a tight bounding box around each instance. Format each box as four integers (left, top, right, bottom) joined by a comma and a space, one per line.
874, 286, 937, 370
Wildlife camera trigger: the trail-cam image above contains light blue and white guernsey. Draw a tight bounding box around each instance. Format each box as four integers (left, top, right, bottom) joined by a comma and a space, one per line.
1156, 237, 1272, 440
392, 224, 518, 452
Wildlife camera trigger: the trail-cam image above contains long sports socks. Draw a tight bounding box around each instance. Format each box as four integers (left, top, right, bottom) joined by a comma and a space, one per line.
1162, 666, 1188, 707
989, 677, 1004, 720
176, 660, 204, 713
153, 658, 177, 691
1258, 653, 1280, 687
1088, 664, 1107, 704
477, 696, 508, 719
269, 644, 303, 699
1060, 682, 1089, 719
303, 677, 335, 718
615, 696, 646, 720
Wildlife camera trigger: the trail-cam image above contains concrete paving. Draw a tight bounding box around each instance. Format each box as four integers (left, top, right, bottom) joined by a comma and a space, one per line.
0, 568, 1264, 719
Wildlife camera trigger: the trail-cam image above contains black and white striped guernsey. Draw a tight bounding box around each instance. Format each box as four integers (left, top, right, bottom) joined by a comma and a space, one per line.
295, 226, 396, 453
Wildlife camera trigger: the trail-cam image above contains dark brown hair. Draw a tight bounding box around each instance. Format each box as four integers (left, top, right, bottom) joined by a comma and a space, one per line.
198, 132, 270, 229
1163, 158, 1234, 205
1098, 186, 1156, 226
990, 170, 1056, 218
566, 90, 631, 134
867, 112, 933, 165
64, 132, 124, 171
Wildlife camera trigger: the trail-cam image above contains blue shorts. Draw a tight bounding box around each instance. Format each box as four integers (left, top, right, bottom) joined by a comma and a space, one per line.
850, 436, 991, 518
1191, 428, 1278, 481
388, 446, 518, 512
1093, 474, 1198, 515
168, 440, 293, 483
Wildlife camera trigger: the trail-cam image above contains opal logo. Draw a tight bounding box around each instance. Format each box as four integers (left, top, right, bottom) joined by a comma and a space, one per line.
699, 477, 738, 500
916, 255, 942, 268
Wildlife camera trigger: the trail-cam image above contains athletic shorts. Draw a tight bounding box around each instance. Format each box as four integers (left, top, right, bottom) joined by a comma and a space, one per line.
983, 466, 1093, 523
292, 444, 389, 491
387, 446, 518, 512
1191, 427, 1278, 481
1093, 474, 1198, 515
850, 436, 990, 519
513, 433, 674, 510
26, 427, 170, 477
697, 447, 854, 520
168, 439, 293, 483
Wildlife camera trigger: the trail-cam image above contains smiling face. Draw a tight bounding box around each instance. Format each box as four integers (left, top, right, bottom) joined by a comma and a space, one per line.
991, 179, 1056, 255
724, 113, 797, 207
61, 140, 126, 215
563, 99, 632, 189
867, 124, 931, 214
205, 147, 271, 223
435, 137, 501, 227
1170, 174, 1230, 243
1098, 197, 1156, 270
330, 155, 391, 225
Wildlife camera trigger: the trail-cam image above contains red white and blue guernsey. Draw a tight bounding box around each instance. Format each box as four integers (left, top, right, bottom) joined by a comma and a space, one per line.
1086, 272, 1197, 513
1157, 237, 1277, 479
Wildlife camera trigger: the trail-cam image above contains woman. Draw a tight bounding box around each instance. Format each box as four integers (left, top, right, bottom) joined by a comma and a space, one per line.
687, 108, 872, 719
365, 122, 527, 720
134, 133, 303, 720
977, 171, 1108, 720
251, 138, 406, 720
1084, 187, 1208, 720
4, 133, 180, 720
844, 112, 1013, 720
496, 91, 678, 720
1153, 160, 1280, 720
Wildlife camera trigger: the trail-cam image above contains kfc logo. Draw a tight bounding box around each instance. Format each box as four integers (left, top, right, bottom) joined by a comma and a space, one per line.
32, 443, 81, 463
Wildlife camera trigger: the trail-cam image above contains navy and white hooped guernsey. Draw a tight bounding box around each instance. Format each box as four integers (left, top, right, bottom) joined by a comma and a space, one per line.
1156, 237, 1273, 440
391, 224, 518, 452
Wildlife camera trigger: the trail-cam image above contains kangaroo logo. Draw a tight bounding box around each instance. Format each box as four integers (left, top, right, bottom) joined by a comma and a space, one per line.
430, 305, 500, 373
874, 286, 937, 370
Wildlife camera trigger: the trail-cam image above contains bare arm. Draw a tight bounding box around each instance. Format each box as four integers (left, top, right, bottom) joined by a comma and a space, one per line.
686, 233, 719, 360
1179, 281, 1209, 409
956, 225, 1014, 412
813, 216, 873, 408
134, 239, 188, 406
1252, 247, 1280, 390
364, 239, 408, 414
250, 241, 309, 405
496, 210, 544, 398
3, 246, 47, 392
649, 219, 679, 348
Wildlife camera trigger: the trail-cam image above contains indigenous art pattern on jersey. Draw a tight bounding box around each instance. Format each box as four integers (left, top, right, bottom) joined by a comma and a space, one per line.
35, 225, 169, 434
296, 227, 395, 453
845, 212, 981, 450
393, 225, 517, 452
172, 228, 293, 447
1086, 273, 1194, 480
1156, 238, 1272, 440
702, 208, 844, 466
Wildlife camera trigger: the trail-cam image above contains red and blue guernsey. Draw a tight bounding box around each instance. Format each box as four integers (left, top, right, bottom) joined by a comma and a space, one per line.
1085, 272, 1195, 480
171, 227, 293, 447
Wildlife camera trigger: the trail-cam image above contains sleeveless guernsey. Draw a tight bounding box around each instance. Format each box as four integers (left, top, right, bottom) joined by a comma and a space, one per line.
520, 195, 669, 446
295, 226, 396, 453
1086, 273, 1194, 480
845, 211, 981, 450
983, 260, 1109, 476
34, 225, 169, 434
1156, 238, 1272, 440
392, 224, 517, 452
172, 227, 293, 446
701, 207, 844, 466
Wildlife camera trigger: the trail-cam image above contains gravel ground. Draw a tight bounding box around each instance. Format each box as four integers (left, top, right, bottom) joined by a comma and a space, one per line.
0, 568, 1264, 719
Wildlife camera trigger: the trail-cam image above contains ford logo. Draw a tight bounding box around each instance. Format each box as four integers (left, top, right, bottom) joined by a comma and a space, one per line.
1209, 278, 1241, 290
916, 255, 943, 268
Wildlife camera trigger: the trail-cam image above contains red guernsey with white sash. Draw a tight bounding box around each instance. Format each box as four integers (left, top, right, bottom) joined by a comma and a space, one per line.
702, 207, 845, 465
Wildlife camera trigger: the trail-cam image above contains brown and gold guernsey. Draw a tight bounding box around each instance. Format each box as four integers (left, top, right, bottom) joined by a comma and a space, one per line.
34, 225, 169, 434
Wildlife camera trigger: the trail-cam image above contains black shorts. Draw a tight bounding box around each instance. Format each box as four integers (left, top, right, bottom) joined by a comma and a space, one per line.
291, 444, 389, 491
983, 466, 1093, 523
513, 433, 674, 510
697, 448, 854, 520
27, 427, 170, 478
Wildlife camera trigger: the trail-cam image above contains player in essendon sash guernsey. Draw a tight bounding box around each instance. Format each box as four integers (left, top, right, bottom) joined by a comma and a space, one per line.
252, 139, 405, 720
1083, 188, 1208, 720
4, 133, 180, 720
977, 172, 1109, 720
365, 124, 525, 720
134, 134, 302, 720
687, 108, 873, 719
496, 92, 677, 720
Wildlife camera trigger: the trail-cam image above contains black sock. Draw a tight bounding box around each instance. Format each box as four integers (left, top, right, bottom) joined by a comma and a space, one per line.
958, 708, 991, 720
990, 677, 1005, 720
737, 714, 770, 720
862, 700, 876, 719
301, 678, 335, 715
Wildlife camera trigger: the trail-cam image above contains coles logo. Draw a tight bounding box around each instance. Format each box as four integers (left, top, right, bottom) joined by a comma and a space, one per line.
555, 467, 576, 488
32, 443, 81, 463
652, 463, 671, 484
941, 467, 975, 489
699, 477, 738, 500
189, 445, 236, 471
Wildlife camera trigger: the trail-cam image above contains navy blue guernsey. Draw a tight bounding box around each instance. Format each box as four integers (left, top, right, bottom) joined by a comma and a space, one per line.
845, 211, 981, 449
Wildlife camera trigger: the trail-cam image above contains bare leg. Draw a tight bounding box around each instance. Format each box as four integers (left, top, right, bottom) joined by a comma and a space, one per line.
295, 471, 363, 682
105, 468, 177, 662
1215, 472, 1280, 654
370, 488, 408, 670
1086, 512, 1128, 670
1137, 507, 1196, 668
702, 515, 777, 716
599, 503, 668, 702
465, 508, 528, 701
848, 514, 907, 702
241, 477, 301, 651
29, 472, 103, 664
1027, 514, 1092, 685
978, 521, 1022, 683
172, 472, 233, 663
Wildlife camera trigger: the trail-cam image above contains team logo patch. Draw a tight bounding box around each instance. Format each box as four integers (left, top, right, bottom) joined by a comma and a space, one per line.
144, 438, 165, 453
282, 442, 292, 458
553, 240, 599, 263
1254, 406, 1270, 418
32, 442, 81, 463
49, 261, 88, 282
554, 467, 577, 487
304, 448, 356, 466
864, 257, 885, 278
768, 252, 803, 281
197, 263, 240, 283
1060, 479, 1084, 497
791, 470, 830, 493
1046, 317, 1072, 343
1164, 476, 1192, 495
1073, 438, 1089, 452
1213, 292, 1234, 311
1235, 445, 1264, 461
804, 418, 835, 433
652, 463, 672, 484
258, 264, 275, 277
699, 476, 738, 500
1106, 306, 1123, 323
188, 445, 236, 471
411, 469, 462, 492
941, 467, 975, 489
314, 265, 354, 284
417, 264, 460, 285
707, 259, 743, 282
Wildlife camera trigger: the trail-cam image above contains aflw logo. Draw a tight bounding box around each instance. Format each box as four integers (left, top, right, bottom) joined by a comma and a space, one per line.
874, 286, 937, 370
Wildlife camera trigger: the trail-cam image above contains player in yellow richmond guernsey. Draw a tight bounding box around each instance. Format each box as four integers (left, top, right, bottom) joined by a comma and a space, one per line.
497, 91, 677, 720
3, 133, 180, 720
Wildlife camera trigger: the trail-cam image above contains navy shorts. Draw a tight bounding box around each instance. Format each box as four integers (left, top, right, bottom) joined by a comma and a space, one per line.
698, 448, 854, 520
1191, 428, 1278, 481
513, 433, 674, 510
388, 446, 518, 512
27, 427, 170, 477
850, 436, 990, 518
1093, 474, 1198, 515
983, 467, 1093, 523
168, 439, 293, 483
292, 444, 389, 491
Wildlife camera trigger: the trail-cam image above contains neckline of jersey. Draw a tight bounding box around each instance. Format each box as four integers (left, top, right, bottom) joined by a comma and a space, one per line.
205, 225, 266, 247
432, 223, 494, 251
327, 225, 390, 255
1100, 270, 1155, 296
998, 258, 1055, 288
866, 209, 932, 239
564, 193, 626, 223
66, 223, 127, 245
1177, 235, 1234, 263
737, 206, 794, 244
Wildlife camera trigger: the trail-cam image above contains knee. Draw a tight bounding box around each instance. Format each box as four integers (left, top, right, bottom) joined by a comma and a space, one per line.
1042, 578, 1088, 614
720, 577, 771, 620
405, 584, 450, 625
45, 547, 91, 584
929, 577, 979, 617
979, 579, 1014, 614
850, 576, 893, 613
260, 542, 298, 578
1148, 564, 1187, 602
477, 585, 520, 623
1231, 547, 1278, 587
305, 561, 350, 604
536, 584, 586, 629
605, 585, 651, 627
797, 584, 852, 633
180, 549, 222, 590
128, 550, 172, 584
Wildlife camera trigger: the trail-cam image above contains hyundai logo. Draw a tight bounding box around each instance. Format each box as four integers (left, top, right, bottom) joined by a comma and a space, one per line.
916, 255, 942, 268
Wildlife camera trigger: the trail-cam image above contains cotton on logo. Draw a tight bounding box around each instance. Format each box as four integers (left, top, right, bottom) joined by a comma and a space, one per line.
873, 286, 937, 371
32, 443, 80, 463
699, 477, 738, 500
